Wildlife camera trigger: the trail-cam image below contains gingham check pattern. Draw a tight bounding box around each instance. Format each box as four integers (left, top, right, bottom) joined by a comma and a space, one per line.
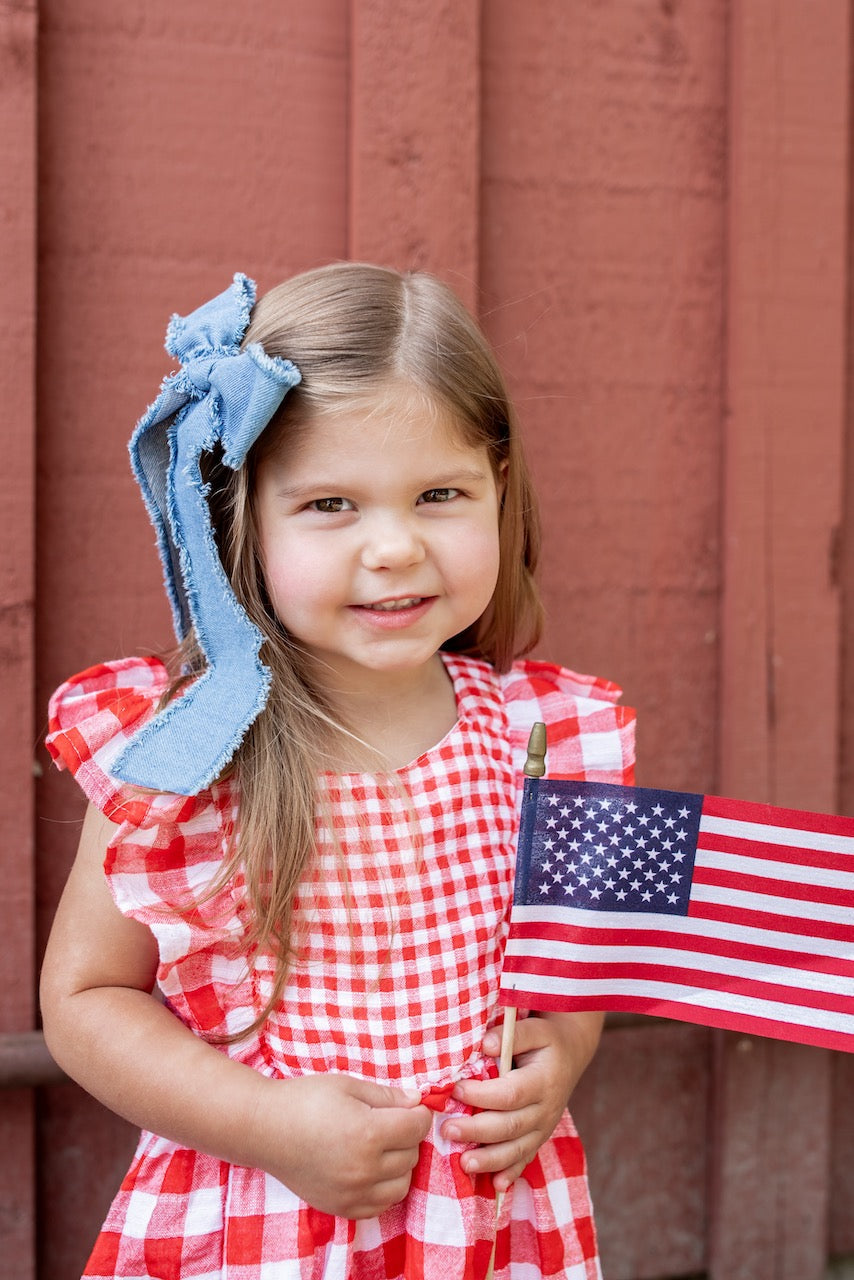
47, 654, 635, 1279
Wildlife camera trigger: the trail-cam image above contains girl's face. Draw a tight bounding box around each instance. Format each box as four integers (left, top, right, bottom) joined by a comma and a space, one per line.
253, 387, 503, 696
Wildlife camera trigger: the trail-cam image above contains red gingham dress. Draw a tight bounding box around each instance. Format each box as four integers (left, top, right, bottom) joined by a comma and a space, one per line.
47, 653, 635, 1280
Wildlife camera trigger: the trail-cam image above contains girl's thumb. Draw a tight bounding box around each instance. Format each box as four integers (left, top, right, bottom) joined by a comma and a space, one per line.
349, 1077, 423, 1109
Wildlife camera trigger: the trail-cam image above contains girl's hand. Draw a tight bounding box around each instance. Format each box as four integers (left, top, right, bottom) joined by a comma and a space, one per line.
251, 1073, 432, 1218
441, 1011, 603, 1194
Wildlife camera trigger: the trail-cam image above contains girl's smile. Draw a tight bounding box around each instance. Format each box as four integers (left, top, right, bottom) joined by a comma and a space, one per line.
254, 387, 503, 699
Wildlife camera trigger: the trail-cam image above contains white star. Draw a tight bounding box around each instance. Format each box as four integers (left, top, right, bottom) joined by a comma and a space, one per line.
547, 793, 560, 806
652, 803, 664, 817
641, 889, 653, 902
678, 806, 690, 819
626, 801, 638, 813
616, 888, 628, 901
667, 892, 678, 904
590, 886, 602, 899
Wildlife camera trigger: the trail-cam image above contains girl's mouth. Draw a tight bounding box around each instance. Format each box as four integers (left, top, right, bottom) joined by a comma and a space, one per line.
367, 597, 424, 612
352, 596, 435, 628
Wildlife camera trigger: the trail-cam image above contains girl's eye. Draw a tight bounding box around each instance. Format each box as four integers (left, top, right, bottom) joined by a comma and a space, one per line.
418, 487, 459, 504
310, 497, 353, 514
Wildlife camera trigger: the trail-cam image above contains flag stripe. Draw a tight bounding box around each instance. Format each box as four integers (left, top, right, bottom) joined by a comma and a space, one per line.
501, 970, 854, 1033
503, 940, 854, 1006
696, 832, 854, 881
498, 988, 854, 1054
691, 865, 854, 911
687, 893, 854, 942
506, 914, 854, 969
701, 793, 854, 840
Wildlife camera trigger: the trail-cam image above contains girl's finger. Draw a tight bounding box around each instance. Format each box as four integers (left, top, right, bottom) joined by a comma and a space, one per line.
442, 1102, 539, 1148
460, 1135, 535, 1181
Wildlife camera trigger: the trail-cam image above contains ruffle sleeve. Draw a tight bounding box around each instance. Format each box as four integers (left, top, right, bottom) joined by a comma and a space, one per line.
46, 657, 181, 826
500, 658, 636, 784
46, 660, 252, 1039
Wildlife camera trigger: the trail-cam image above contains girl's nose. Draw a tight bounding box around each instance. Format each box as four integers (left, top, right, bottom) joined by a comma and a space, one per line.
360, 514, 426, 571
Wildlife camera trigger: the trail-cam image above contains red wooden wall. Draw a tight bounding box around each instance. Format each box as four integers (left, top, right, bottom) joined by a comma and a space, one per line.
1, 2, 852, 1276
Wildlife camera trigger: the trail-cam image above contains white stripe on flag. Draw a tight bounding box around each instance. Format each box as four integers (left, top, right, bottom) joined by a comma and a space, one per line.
502, 937, 854, 996
689, 881, 854, 926
700, 813, 854, 856
501, 971, 854, 1037
694, 846, 854, 892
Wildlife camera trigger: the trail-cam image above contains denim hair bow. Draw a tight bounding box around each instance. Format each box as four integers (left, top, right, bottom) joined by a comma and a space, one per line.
112, 273, 301, 795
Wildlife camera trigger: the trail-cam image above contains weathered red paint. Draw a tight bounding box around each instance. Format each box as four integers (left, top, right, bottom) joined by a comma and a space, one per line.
11, 1, 853, 1277
481, 0, 728, 797
350, 0, 481, 309
0, 4, 38, 1277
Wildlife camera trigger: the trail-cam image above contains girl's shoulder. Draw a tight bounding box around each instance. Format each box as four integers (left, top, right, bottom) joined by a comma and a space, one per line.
497, 657, 637, 785
46, 657, 210, 826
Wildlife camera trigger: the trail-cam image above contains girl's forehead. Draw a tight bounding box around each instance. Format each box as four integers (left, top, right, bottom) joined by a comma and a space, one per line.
265, 382, 479, 464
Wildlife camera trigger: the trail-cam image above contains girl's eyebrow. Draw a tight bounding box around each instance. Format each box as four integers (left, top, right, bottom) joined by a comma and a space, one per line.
272, 467, 491, 500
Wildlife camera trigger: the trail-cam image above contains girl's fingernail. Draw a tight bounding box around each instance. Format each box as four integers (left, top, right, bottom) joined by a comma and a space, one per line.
444, 1123, 461, 1141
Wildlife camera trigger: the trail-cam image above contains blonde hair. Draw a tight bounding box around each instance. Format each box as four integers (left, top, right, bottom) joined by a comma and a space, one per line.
186, 262, 543, 1036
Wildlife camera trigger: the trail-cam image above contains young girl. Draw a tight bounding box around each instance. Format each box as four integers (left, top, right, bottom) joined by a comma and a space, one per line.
41, 265, 635, 1280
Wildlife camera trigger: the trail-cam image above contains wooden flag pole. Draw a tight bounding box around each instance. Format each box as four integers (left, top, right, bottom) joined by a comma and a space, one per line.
484, 722, 547, 1280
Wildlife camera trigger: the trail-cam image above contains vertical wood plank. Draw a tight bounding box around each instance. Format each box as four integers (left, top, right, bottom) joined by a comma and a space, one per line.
715, 3, 849, 1276
720, 0, 849, 813
0, 3, 37, 1276
349, 0, 481, 309
709, 1035, 832, 1280
480, 0, 728, 794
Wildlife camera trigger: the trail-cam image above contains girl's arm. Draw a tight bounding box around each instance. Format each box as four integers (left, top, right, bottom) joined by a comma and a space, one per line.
40, 803, 431, 1218
442, 1010, 604, 1193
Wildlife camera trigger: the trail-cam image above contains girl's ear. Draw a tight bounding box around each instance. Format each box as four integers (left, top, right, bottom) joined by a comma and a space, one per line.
497, 458, 509, 503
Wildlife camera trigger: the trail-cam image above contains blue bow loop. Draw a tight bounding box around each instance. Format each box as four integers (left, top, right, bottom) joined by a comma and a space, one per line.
164, 271, 254, 365
111, 275, 301, 796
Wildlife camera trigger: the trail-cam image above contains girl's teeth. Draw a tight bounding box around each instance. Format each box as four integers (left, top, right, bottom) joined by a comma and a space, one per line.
370, 598, 421, 611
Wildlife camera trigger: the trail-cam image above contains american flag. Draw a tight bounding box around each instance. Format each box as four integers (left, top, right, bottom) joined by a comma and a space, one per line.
499, 777, 854, 1052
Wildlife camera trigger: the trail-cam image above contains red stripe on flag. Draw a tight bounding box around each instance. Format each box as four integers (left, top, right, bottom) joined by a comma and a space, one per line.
692, 865, 854, 910
504, 920, 854, 981
498, 988, 854, 1053
701, 793, 854, 839
502, 952, 854, 1017
696, 829, 854, 875
684, 897, 854, 944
